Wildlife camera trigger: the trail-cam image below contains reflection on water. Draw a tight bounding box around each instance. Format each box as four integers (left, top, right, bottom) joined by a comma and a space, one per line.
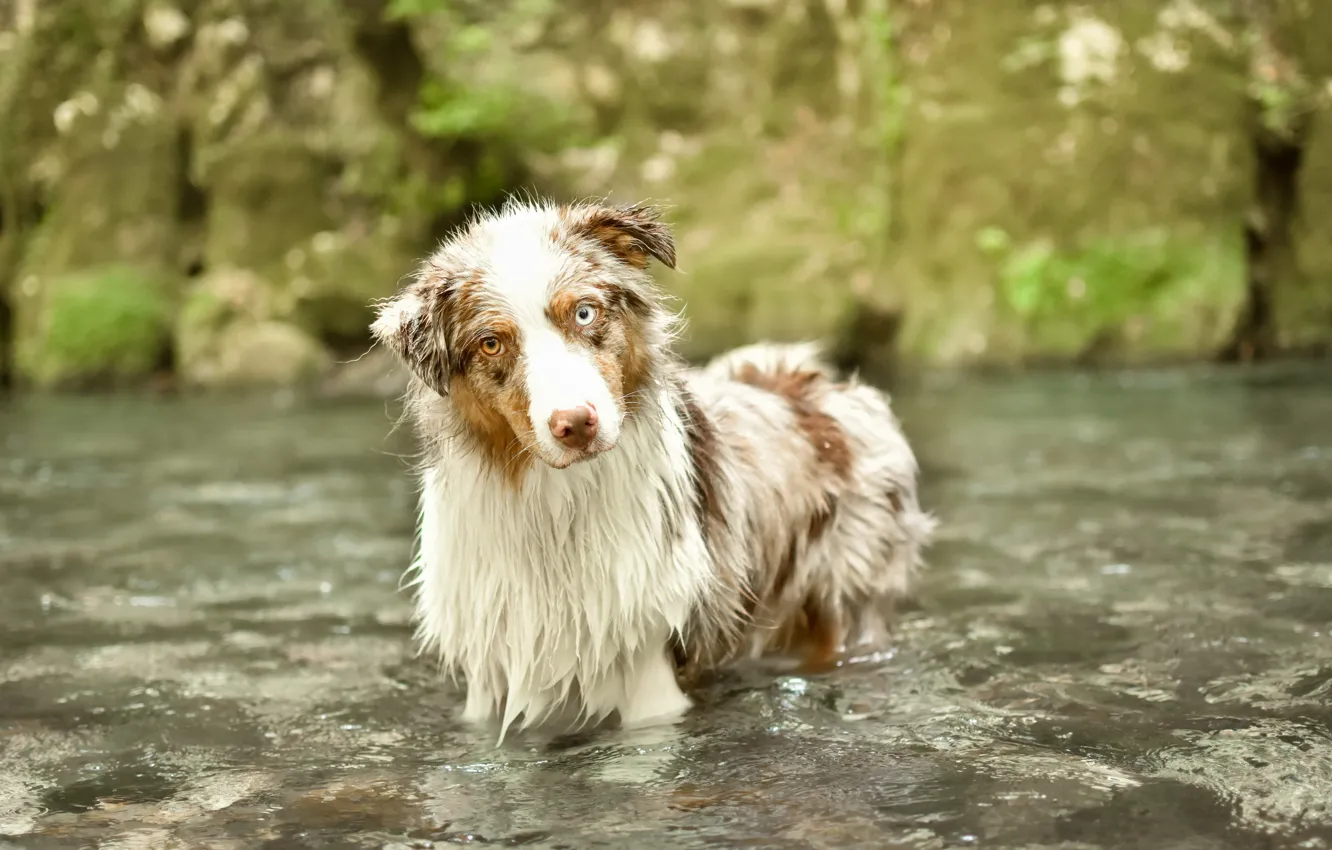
3, 365, 1332, 848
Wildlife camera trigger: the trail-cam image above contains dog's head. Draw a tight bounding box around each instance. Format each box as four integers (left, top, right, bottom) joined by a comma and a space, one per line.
371, 198, 677, 476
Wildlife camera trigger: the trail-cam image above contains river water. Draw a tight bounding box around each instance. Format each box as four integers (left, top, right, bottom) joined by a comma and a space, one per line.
2, 365, 1331, 849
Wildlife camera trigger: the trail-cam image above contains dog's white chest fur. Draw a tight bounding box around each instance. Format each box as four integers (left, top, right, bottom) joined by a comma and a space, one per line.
412, 398, 708, 736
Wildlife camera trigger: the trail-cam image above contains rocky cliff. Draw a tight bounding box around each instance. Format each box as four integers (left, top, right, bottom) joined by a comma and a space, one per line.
0, 0, 1329, 390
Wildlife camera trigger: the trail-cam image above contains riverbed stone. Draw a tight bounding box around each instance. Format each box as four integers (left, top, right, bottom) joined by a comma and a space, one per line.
14, 81, 183, 276
174, 266, 270, 381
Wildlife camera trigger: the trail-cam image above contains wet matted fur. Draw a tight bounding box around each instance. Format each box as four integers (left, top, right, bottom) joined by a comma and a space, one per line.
370, 197, 935, 740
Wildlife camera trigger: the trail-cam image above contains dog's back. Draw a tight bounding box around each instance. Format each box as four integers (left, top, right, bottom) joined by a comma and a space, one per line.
700, 340, 836, 383
678, 342, 934, 674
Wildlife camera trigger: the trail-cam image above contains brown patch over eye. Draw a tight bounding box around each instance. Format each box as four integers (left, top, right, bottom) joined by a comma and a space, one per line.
547, 291, 607, 344
546, 290, 581, 327
449, 372, 532, 487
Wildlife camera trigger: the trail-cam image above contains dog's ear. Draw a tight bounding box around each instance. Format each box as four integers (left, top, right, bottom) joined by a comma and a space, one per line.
576, 202, 676, 270
370, 283, 453, 396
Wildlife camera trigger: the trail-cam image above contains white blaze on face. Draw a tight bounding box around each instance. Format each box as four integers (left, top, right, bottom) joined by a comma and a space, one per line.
522, 326, 621, 463
481, 207, 622, 466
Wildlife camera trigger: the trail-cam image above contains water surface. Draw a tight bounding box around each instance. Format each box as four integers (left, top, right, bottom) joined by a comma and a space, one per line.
3, 366, 1332, 848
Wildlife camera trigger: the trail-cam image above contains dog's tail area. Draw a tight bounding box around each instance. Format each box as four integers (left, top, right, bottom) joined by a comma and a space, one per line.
700, 341, 837, 384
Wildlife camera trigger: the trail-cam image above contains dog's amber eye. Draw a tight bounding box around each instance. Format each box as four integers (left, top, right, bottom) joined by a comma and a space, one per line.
480, 337, 503, 356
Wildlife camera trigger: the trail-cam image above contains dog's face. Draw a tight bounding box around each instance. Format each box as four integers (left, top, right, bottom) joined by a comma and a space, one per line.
371, 200, 676, 476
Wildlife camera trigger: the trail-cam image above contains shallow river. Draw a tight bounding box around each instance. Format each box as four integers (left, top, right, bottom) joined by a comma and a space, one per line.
2, 365, 1332, 849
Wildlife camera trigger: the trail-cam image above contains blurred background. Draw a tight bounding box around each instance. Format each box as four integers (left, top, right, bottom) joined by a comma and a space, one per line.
2, 0, 1330, 395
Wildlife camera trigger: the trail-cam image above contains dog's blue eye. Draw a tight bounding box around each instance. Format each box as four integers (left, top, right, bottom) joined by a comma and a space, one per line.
575, 304, 598, 326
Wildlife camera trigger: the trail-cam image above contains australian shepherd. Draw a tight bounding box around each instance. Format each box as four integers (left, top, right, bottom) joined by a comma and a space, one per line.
370, 197, 935, 739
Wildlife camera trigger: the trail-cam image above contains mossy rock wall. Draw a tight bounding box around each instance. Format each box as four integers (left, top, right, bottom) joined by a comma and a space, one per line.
491, 0, 896, 363
2, 0, 1331, 389
475, 0, 1332, 367
1281, 0, 1332, 350
0, 0, 427, 388
887, 0, 1254, 364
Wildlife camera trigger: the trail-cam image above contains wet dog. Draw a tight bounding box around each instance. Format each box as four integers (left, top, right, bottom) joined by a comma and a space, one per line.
370, 197, 934, 739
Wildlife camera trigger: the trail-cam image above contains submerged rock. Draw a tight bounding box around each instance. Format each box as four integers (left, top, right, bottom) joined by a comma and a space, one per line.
182, 319, 331, 388
176, 267, 333, 388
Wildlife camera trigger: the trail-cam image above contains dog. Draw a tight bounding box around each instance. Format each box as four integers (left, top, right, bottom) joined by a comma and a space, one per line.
370, 197, 935, 739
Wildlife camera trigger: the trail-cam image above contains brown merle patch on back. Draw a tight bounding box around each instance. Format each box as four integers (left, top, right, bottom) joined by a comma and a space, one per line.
732, 363, 854, 479
724, 363, 855, 664
800, 408, 853, 480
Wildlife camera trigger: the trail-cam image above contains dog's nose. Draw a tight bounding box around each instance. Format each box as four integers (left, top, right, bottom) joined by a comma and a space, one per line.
548, 404, 598, 450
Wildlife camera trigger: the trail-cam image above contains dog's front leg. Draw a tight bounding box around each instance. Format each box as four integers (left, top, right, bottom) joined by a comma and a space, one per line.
617, 645, 692, 728
461, 681, 497, 724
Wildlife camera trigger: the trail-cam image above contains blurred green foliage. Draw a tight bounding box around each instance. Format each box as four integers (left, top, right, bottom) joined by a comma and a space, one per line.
385, 0, 584, 217
18, 265, 172, 387
978, 227, 1242, 355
